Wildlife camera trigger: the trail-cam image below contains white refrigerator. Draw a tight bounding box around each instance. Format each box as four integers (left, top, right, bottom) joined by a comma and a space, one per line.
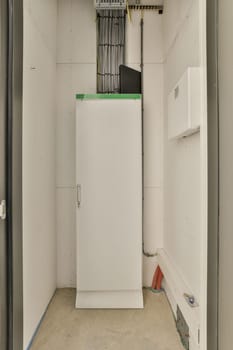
76, 94, 143, 309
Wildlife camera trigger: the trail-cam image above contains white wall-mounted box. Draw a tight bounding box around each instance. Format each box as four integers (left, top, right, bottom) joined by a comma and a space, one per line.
168, 67, 201, 139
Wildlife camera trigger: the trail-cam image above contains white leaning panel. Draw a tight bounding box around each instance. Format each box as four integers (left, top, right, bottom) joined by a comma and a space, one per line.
168, 67, 201, 139
76, 96, 143, 309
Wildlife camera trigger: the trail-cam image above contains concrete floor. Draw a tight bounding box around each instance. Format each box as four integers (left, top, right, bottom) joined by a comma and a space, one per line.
30, 289, 184, 350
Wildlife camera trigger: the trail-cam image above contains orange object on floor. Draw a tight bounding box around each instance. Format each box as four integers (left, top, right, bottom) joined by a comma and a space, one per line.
151, 265, 164, 290
156, 268, 164, 290
151, 266, 159, 290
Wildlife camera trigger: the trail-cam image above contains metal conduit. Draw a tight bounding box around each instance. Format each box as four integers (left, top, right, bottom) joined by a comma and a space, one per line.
139, 12, 161, 258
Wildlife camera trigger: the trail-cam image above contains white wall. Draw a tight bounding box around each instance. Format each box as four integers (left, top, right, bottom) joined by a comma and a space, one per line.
56, 0, 164, 288
56, 0, 97, 287
23, 0, 57, 348
163, 0, 201, 310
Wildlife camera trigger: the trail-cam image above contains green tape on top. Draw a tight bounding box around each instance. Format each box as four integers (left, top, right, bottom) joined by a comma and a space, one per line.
76, 93, 141, 100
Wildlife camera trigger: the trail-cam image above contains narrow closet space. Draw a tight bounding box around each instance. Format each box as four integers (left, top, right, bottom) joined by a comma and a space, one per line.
22, 1, 207, 350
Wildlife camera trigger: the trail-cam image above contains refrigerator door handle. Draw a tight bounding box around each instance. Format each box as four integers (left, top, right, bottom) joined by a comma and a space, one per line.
77, 185, 81, 208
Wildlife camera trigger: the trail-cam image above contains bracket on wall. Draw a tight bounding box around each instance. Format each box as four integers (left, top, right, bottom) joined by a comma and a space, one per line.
183, 293, 199, 308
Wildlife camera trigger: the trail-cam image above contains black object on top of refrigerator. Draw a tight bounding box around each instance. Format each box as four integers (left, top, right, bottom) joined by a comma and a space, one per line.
119, 65, 141, 94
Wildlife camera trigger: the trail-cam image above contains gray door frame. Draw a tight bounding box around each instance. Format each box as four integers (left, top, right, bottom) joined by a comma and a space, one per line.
7, 1, 23, 349
207, 0, 233, 349
207, 1, 219, 350
217, 1, 233, 349
0, 0, 8, 348
0, 1, 23, 349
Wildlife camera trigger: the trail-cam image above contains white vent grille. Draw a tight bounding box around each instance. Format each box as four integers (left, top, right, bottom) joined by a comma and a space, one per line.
94, 0, 127, 10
